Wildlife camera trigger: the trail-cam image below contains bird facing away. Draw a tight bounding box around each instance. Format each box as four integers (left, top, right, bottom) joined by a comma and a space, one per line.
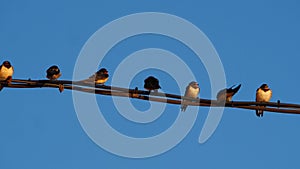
256, 84, 272, 117
144, 76, 161, 92
0, 61, 14, 83
46, 65, 61, 80
83, 68, 109, 85
181, 81, 200, 112
217, 84, 241, 102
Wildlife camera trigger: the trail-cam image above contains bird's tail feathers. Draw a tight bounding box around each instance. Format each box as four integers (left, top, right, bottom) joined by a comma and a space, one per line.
181, 99, 188, 112
181, 105, 187, 112
255, 110, 260, 117
256, 106, 265, 117
231, 84, 241, 94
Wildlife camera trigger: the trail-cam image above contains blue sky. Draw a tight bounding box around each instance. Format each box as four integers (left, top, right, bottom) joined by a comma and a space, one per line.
1, 0, 300, 168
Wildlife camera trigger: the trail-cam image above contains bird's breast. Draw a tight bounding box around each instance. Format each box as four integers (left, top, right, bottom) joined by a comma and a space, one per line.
0, 67, 13, 80
186, 87, 200, 98
256, 89, 272, 102
95, 77, 109, 84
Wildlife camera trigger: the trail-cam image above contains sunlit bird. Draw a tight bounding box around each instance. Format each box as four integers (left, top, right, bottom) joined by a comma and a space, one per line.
255, 83, 272, 117
0, 61, 14, 83
0, 60, 14, 91
181, 81, 200, 112
216, 84, 241, 102
144, 76, 161, 93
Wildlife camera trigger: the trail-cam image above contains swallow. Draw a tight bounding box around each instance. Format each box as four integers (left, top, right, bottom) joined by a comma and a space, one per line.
181, 81, 200, 112
46, 65, 61, 80
216, 84, 241, 102
255, 84, 272, 117
144, 76, 161, 93
46, 65, 64, 93
82, 68, 109, 85
0, 61, 14, 83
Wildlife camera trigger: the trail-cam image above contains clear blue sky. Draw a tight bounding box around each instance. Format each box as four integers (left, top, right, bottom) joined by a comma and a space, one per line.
1, 0, 300, 168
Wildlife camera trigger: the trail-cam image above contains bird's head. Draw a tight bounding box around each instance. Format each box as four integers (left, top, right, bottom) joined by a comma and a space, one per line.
98, 68, 109, 76
189, 81, 199, 89
48, 65, 60, 73
260, 84, 270, 91
2, 61, 12, 68
145, 76, 157, 82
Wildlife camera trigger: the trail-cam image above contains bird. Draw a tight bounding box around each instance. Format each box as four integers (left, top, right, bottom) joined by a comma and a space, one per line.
255, 84, 272, 117
144, 76, 161, 93
46, 65, 64, 93
216, 84, 241, 102
0, 61, 14, 83
181, 81, 200, 112
46, 65, 61, 80
81, 68, 109, 85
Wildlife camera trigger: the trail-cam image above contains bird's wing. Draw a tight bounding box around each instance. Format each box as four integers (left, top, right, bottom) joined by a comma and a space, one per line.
185, 85, 191, 95
227, 84, 241, 96
181, 86, 191, 112
232, 84, 241, 93
87, 73, 96, 80
216, 88, 226, 99
255, 88, 261, 102
181, 104, 187, 112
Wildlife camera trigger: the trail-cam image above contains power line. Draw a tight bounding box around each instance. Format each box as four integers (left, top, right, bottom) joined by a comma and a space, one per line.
1, 79, 300, 115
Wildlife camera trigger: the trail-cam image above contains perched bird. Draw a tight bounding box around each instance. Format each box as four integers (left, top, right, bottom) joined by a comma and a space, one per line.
46, 65, 61, 80
46, 65, 64, 93
0, 61, 14, 83
144, 76, 161, 92
181, 81, 200, 112
216, 84, 241, 102
82, 68, 109, 85
256, 84, 272, 117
